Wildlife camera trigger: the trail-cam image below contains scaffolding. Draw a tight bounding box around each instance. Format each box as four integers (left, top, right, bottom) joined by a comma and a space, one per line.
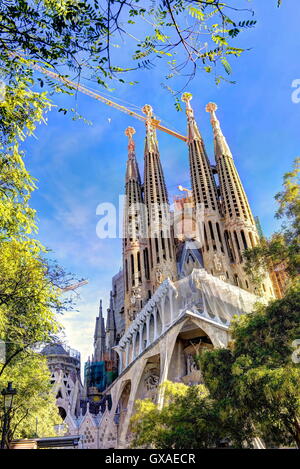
84, 360, 118, 396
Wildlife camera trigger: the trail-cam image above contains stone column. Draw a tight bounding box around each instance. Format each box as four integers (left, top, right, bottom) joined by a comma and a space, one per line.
146, 314, 151, 346
125, 341, 130, 368
138, 323, 143, 354
237, 230, 246, 262
116, 348, 123, 375
169, 291, 174, 322
133, 251, 139, 287
153, 309, 158, 340
132, 332, 137, 361
214, 222, 223, 254
160, 299, 165, 332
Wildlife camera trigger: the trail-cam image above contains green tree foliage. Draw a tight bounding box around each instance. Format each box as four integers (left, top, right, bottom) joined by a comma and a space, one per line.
0, 74, 51, 239
130, 380, 255, 448
0, 241, 64, 375
244, 158, 300, 290
0, 354, 62, 446
0, 62, 73, 375
0, 0, 281, 103
200, 290, 300, 448
0, 94, 78, 441
131, 292, 299, 448
0, 4, 80, 443
0, 142, 68, 443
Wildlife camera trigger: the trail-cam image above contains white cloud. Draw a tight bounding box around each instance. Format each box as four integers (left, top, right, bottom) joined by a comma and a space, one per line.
57, 282, 111, 379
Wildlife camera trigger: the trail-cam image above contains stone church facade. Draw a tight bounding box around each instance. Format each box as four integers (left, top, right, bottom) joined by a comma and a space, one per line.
52, 93, 278, 448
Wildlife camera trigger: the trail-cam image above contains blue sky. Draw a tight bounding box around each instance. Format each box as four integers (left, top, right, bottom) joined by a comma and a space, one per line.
22, 1, 300, 369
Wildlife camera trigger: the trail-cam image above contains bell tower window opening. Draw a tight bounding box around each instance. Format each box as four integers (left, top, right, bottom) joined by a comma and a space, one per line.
155, 235, 160, 263
131, 254, 135, 286
125, 260, 129, 292
208, 221, 217, 251
137, 251, 142, 283
161, 230, 167, 260
144, 248, 150, 280
241, 230, 248, 250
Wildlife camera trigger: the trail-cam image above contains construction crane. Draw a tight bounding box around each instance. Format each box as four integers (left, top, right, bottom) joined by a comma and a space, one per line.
25, 59, 188, 143
60, 279, 89, 293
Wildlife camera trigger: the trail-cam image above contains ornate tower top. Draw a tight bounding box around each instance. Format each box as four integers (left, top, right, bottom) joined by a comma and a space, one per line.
181, 92, 193, 108
205, 102, 218, 113
181, 92, 201, 142
142, 102, 168, 200
125, 126, 136, 153
125, 126, 136, 138
125, 126, 141, 183
142, 104, 158, 154
205, 102, 232, 159
142, 104, 153, 118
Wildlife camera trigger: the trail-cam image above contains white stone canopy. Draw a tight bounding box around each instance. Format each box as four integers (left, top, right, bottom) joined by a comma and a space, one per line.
114, 268, 262, 373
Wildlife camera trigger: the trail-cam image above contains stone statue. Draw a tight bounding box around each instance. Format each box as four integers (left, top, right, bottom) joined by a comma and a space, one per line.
186, 354, 198, 375
130, 286, 142, 305
213, 253, 223, 272
156, 269, 163, 285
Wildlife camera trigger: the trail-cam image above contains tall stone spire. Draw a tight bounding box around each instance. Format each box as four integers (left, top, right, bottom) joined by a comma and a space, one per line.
205, 102, 254, 224
123, 126, 150, 328
106, 291, 115, 332
205, 102, 232, 160
94, 299, 105, 361
142, 105, 169, 210
105, 291, 116, 359
125, 126, 141, 184
181, 93, 219, 212
181, 92, 228, 280
205, 102, 274, 298
123, 126, 144, 244
142, 104, 177, 290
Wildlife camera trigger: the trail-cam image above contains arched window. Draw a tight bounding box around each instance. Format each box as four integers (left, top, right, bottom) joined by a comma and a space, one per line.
155, 235, 160, 263
161, 230, 166, 260
234, 231, 242, 262
137, 251, 141, 283
143, 248, 150, 280
203, 223, 209, 251
125, 260, 129, 292
58, 407, 66, 420
224, 230, 234, 262
131, 254, 135, 286
241, 230, 248, 250
249, 231, 255, 248
208, 221, 217, 251
216, 222, 224, 252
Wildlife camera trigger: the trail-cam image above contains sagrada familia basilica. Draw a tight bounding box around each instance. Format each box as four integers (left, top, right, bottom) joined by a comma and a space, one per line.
42, 93, 285, 448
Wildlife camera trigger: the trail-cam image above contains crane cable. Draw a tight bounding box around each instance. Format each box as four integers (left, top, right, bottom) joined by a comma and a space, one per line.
12, 53, 188, 142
